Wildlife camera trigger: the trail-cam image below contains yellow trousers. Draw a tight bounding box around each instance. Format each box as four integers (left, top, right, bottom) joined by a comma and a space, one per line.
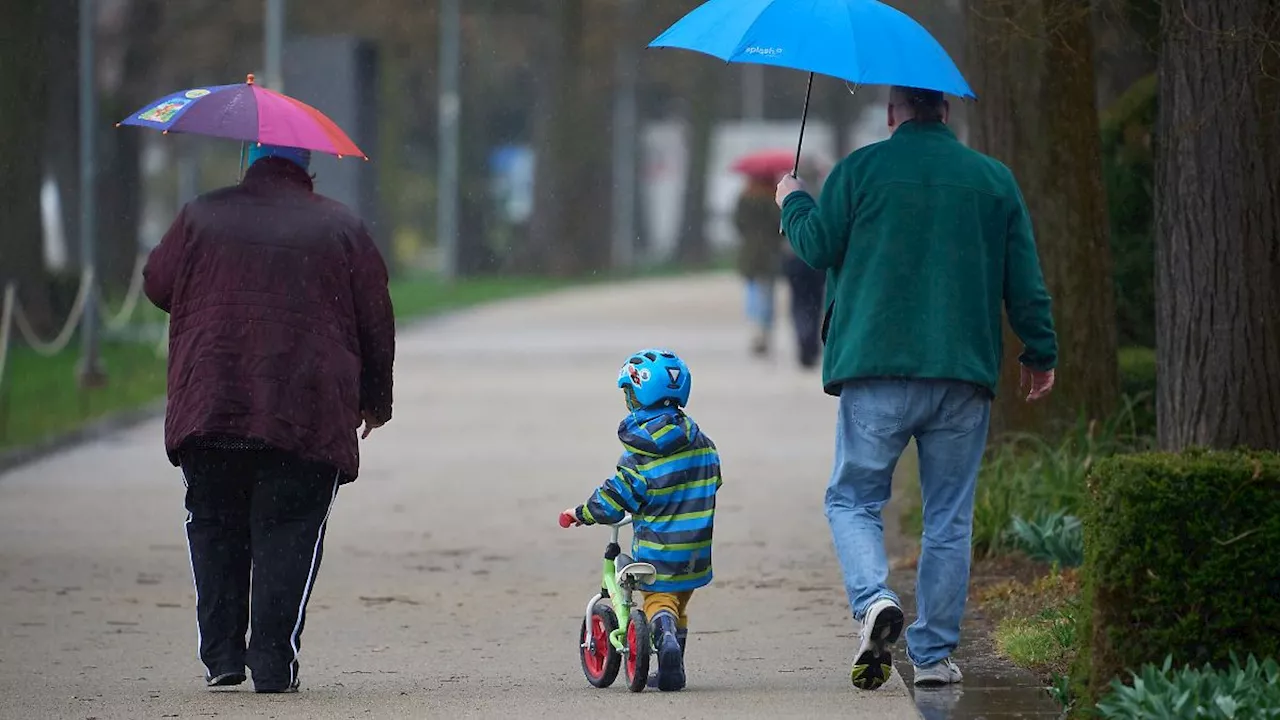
643, 590, 694, 630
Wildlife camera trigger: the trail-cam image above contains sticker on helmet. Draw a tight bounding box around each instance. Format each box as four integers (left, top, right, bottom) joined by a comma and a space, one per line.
620, 363, 650, 385
666, 367, 682, 385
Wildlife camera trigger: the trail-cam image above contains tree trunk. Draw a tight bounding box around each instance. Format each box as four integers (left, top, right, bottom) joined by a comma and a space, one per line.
967, 0, 1119, 437
456, 4, 499, 276
1155, 0, 1280, 450
0, 1, 54, 332
528, 0, 611, 277
45, 0, 81, 271
1034, 0, 1120, 423
96, 0, 163, 292
562, 1, 613, 275
675, 59, 717, 267
526, 7, 565, 275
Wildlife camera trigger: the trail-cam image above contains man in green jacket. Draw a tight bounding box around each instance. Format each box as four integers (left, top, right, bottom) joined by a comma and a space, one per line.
775, 86, 1058, 691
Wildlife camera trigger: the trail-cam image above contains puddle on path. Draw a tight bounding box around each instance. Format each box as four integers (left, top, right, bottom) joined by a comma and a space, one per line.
894, 589, 1064, 719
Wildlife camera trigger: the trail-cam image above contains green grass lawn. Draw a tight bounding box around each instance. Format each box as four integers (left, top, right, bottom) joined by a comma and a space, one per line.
389, 275, 570, 320
0, 341, 168, 451
0, 273, 601, 454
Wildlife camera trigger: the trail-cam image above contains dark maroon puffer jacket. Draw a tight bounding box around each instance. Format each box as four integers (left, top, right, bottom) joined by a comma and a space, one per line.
143, 159, 395, 482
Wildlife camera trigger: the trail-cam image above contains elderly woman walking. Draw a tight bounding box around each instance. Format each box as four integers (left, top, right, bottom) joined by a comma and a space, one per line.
144, 144, 396, 693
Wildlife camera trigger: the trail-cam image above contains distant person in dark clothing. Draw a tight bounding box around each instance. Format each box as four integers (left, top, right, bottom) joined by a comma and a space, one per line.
782, 249, 825, 369
143, 143, 396, 693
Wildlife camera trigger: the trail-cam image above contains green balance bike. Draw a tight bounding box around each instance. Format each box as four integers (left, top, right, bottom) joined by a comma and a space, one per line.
575, 516, 657, 692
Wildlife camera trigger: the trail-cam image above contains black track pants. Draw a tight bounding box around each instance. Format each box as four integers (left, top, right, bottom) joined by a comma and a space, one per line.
181, 449, 340, 689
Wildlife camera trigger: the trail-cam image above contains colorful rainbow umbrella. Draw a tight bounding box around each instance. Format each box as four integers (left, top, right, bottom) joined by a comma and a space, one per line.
118, 74, 366, 160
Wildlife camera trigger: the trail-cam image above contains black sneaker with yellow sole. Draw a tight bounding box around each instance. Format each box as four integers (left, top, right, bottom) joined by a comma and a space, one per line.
850, 598, 904, 690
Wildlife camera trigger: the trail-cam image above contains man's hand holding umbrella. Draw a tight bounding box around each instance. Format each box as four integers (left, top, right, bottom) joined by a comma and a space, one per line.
775, 174, 807, 208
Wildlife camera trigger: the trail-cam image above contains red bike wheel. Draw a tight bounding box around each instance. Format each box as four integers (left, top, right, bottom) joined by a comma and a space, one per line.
624, 608, 650, 692
579, 604, 620, 688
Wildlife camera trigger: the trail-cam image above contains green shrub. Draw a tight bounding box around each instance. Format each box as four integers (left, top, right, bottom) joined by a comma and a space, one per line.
1118, 347, 1156, 439
1078, 450, 1280, 704
1096, 654, 1280, 719
902, 401, 1152, 558
969, 404, 1150, 558
1007, 510, 1083, 568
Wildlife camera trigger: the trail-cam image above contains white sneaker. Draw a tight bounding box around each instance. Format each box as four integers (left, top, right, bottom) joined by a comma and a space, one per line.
850, 597, 905, 690
913, 657, 963, 686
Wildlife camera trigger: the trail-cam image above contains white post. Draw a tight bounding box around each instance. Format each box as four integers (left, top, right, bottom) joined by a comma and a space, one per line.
78, 0, 102, 385
743, 64, 764, 120
264, 0, 285, 91
610, 0, 639, 270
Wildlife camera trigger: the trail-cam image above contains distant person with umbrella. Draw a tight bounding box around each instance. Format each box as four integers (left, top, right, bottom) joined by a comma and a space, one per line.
732, 150, 827, 368
776, 86, 1058, 689
130, 77, 395, 693
733, 168, 783, 357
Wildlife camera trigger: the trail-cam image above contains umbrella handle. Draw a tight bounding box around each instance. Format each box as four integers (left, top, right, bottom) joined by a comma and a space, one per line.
781, 72, 816, 236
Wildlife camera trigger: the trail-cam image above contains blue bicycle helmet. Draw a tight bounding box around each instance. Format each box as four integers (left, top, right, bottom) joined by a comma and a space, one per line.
617, 348, 692, 411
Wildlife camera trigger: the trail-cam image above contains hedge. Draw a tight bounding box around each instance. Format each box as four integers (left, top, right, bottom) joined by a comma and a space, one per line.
1077, 450, 1280, 704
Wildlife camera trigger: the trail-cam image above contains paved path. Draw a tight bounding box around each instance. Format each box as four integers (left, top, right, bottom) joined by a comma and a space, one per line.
0, 274, 919, 719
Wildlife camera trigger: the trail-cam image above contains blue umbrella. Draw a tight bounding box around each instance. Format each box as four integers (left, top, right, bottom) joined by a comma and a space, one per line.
649, 0, 975, 176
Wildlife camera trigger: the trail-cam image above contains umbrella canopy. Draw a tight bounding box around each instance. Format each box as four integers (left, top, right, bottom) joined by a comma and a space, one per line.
732, 149, 811, 180
118, 74, 366, 159
650, 0, 975, 189
649, 0, 974, 99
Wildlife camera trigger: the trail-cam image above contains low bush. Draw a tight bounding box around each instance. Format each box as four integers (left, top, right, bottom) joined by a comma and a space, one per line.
1096, 654, 1280, 719
963, 401, 1149, 558
1006, 510, 1083, 568
900, 393, 1151, 563
1078, 450, 1280, 704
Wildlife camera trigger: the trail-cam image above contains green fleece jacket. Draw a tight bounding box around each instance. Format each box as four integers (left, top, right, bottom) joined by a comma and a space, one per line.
781, 121, 1057, 397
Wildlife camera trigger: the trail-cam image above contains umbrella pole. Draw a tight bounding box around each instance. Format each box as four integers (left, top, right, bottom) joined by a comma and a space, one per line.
791, 72, 815, 177
780, 72, 816, 236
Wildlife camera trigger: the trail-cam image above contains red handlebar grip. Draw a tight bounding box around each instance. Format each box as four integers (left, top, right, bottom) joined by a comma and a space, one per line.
559, 511, 575, 528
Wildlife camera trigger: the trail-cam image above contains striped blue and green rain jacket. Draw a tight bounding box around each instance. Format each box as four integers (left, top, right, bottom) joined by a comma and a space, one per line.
575, 407, 722, 593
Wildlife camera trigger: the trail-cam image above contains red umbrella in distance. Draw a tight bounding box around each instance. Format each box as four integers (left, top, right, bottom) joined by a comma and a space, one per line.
731, 149, 798, 180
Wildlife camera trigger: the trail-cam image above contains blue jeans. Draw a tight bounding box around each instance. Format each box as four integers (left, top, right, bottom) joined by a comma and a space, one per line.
744, 278, 775, 328
825, 378, 992, 667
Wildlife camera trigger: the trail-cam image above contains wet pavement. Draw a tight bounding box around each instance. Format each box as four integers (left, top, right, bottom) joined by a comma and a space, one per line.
898, 635, 1065, 719
890, 563, 1065, 718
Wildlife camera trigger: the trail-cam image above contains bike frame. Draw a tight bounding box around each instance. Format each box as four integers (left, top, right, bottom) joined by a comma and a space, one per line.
582, 517, 637, 655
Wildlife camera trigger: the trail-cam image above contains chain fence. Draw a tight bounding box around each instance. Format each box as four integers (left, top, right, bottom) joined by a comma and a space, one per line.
0, 253, 165, 401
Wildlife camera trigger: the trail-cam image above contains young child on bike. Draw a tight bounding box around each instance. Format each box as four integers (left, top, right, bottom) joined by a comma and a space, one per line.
559, 348, 722, 692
